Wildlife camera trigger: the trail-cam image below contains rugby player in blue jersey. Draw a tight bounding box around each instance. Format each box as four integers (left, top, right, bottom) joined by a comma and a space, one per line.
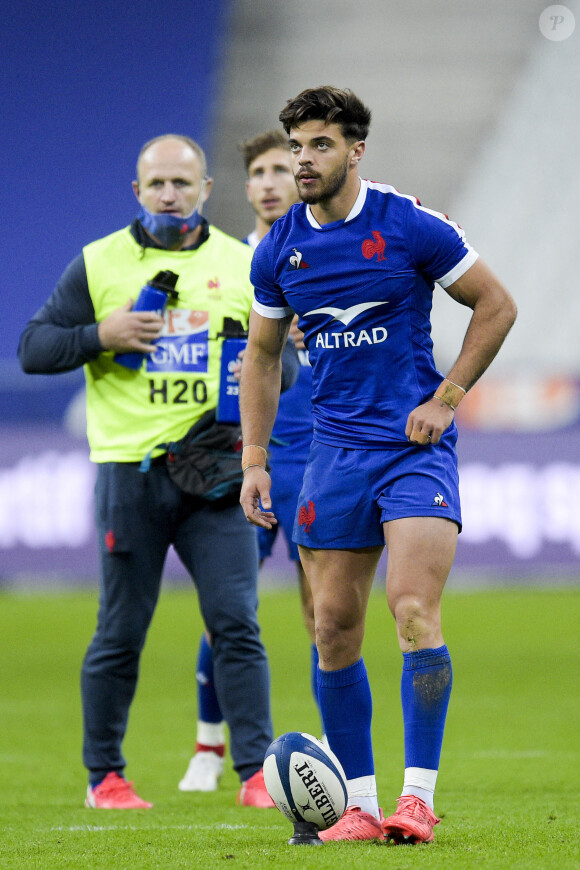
239, 87, 517, 843
242, 133, 319, 723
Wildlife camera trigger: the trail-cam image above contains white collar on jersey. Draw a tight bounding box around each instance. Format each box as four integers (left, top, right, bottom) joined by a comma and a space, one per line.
305, 177, 368, 229
246, 229, 260, 250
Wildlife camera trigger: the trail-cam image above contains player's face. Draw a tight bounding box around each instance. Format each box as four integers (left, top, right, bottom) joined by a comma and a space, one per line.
246, 148, 299, 226
288, 121, 356, 205
133, 138, 207, 217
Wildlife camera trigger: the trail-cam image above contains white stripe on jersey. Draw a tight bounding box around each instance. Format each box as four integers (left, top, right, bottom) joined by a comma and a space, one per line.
305, 176, 368, 227
365, 178, 465, 236
364, 179, 479, 286
252, 298, 292, 319
437, 249, 479, 288
246, 229, 260, 251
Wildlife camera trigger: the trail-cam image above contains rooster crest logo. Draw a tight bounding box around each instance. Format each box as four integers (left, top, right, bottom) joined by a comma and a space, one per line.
298, 500, 316, 533
432, 492, 448, 507
361, 230, 386, 261
289, 247, 309, 269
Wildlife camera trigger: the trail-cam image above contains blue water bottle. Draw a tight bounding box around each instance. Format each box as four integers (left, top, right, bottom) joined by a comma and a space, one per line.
216, 317, 248, 423
114, 270, 179, 369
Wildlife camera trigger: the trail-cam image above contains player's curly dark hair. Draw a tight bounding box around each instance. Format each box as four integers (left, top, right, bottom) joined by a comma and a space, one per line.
279, 86, 372, 142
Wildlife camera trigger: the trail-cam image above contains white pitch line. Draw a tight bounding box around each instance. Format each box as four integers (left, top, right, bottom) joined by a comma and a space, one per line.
49, 823, 251, 832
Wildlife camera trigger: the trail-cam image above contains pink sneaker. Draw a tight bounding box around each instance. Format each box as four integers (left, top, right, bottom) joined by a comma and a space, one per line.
236, 768, 276, 808
85, 772, 153, 809
319, 805, 384, 842
382, 795, 440, 844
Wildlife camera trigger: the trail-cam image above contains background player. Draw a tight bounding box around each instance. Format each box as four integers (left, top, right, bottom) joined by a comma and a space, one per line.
239, 87, 517, 843
179, 131, 321, 794
18, 134, 292, 810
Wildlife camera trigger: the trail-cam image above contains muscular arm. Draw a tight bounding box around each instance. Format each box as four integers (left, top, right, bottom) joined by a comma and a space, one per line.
234, 334, 298, 388
440, 257, 517, 390
406, 257, 517, 444
239, 308, 293, 525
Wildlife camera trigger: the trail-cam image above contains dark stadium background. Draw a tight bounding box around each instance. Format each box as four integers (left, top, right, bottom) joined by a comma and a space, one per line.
1, 0, 579, 585
2, 0, 230, 416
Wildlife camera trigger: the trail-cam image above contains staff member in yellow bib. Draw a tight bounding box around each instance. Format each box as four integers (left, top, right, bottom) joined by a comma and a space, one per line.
18, 134, 297, 810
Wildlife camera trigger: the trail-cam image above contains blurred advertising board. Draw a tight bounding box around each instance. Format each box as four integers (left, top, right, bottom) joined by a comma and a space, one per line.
1, 376, 579, 583
1, 423, 579, 586
452, 375, 580, 573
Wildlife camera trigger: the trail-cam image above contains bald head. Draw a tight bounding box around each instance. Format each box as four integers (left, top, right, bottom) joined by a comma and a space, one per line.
136, 134, 207, 184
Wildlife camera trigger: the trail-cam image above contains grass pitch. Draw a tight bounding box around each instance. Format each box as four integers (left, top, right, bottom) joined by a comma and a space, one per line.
0, 582, 579, 869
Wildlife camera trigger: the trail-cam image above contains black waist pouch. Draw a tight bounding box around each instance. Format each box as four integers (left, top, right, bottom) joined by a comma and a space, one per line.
139, 410, 248, 502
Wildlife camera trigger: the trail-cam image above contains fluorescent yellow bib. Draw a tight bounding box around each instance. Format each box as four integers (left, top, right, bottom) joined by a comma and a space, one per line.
83, 226, 253, 462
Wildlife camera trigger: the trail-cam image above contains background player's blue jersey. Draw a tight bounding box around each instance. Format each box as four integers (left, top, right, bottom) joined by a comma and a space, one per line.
270, 350, 312, 459
244, 230, 313, 461
251, 179, 478, 448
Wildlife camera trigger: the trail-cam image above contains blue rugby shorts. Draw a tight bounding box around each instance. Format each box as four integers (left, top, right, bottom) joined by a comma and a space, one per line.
292, 435, 461, 550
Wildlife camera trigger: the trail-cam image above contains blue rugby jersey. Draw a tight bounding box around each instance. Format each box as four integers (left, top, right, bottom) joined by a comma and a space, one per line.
270, 351, 313, 459
251, 179, 478, 448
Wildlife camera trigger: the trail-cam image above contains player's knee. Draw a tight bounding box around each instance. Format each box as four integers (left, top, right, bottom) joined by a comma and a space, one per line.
314, 610, 363, 663
391, 595, 435, 649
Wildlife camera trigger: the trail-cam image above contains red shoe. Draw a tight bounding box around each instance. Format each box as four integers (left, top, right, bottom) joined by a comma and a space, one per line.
319, 805, 384, 842
236, 768, 276, 808
85, 772, 153, 809
382, 795, 440, 844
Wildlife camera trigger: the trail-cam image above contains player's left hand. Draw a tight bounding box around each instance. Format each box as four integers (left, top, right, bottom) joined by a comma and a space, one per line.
405, 397, 455, 445
240, 466, 278, 529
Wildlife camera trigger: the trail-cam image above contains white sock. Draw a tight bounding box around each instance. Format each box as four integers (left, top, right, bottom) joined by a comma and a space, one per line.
346, 775, 380, 818
401, 766, 437, 810
196, 720, 226, 748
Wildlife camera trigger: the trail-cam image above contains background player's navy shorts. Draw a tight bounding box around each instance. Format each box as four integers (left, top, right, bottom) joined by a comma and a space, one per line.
292, 434, 462, 550
258, 460, 305, 562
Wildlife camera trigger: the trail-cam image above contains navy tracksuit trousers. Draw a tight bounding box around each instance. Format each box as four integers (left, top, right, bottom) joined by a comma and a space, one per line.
81, 461, 272, 783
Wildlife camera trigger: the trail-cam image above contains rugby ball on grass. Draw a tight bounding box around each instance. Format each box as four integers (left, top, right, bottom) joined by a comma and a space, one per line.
263, 732, 347, 830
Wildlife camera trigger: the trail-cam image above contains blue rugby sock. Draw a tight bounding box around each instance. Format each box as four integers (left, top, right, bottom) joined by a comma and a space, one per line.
401, 645, 452, 771
196, 633, 223, 724
318, 658, 374, 781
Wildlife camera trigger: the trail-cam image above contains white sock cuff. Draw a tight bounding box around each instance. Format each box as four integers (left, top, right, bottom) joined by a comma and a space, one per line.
403, 767, 438, 793
197, 720, 226, 747
346, 774, 377, 798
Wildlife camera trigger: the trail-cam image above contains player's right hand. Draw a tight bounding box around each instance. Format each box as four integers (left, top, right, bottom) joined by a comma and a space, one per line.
97, 299, 164, 353
240, 467, 278, 529
405, 397, 455, 445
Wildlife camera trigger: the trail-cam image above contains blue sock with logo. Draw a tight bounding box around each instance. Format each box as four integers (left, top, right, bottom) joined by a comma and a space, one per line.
196, 633, 223, 724
401, 645, 452, 770
317, 658, 374, 780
